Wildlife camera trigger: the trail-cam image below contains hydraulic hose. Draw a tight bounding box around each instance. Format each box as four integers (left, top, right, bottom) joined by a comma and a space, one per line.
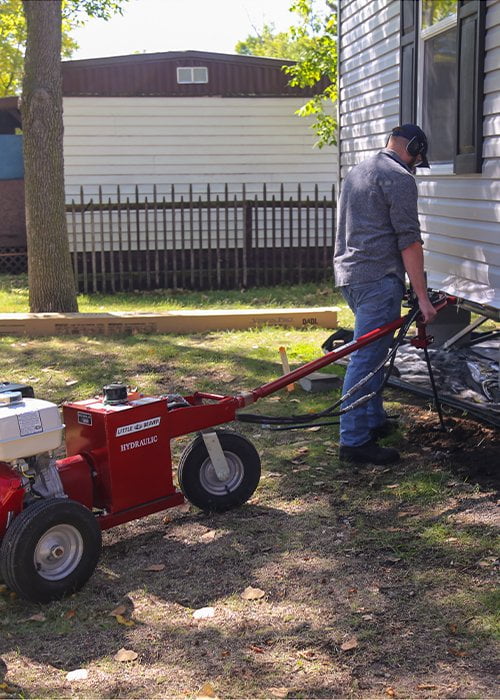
237, 304, 420, 431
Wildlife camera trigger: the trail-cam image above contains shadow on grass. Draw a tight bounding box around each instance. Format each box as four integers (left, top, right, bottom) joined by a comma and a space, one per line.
0, 491, 498, 697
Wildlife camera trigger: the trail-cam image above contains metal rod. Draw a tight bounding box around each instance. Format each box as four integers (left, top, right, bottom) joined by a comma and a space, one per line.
423, 346, 447, 431
247, 314, 411, 403
246, 296, 451, 405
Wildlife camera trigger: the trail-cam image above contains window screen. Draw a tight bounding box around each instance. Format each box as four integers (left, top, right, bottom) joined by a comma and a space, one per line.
177, 67, 208, 84
422, 27, 457, 163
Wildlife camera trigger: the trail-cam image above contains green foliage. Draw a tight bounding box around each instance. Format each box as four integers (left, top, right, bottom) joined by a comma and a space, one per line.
235, 22, 313, 61
235, 1, 337, 148
421, 0, 457, 29
0, 0, 127, 97
0, 0, 27, 96
63, 0, 127, 21
284, 0, 337, 148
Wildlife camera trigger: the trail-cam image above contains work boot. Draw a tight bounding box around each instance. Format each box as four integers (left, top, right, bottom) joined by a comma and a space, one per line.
370, 417, 399, 440
339, 440, 400, 465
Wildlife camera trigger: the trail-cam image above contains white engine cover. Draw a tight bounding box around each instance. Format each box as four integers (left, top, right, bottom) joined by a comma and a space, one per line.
0, 396, 64, 460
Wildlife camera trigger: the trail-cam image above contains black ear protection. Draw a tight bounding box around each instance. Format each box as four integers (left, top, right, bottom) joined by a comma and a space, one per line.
405, 135, 425, 157
390, 128, 425, 158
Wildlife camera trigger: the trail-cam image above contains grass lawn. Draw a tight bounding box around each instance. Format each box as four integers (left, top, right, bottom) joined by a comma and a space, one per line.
0, 275, 353, 324
0, 275, 498, 698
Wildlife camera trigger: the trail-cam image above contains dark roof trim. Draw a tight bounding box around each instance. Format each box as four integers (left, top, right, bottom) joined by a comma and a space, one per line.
61, 49, 326, 98
62, 50, 296, 69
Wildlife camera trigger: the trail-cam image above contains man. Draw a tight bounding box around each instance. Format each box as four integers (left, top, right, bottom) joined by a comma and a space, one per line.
334, 124, 437, 465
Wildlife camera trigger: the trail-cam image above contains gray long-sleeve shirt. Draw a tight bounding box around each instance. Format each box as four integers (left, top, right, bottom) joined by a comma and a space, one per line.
333, 149, 423, 287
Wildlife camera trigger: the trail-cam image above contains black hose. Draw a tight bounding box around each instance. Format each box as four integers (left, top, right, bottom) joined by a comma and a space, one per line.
237, 305, 420, 430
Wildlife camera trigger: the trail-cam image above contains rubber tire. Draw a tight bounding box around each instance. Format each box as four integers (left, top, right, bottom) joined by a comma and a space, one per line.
0, 498, 102, 603
178, 430, 261, 512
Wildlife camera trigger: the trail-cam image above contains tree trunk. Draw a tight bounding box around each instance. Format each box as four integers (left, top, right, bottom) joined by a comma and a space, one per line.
22, 0, 78, 312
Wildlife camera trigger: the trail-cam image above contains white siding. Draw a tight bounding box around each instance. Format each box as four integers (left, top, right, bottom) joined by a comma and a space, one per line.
338, 0, 400, 182
420, 0, 500, 309
338, 0, 500, 310
63, 96, 337, 201
63, 96, 336, 254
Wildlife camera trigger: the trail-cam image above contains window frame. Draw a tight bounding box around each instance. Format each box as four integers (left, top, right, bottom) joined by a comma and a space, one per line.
176, 66, 209, 85
399, 0, 486, 176
416, 9, 458, 174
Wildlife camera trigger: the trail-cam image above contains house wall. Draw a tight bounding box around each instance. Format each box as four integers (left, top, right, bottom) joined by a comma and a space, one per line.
338, 0, 500, 310
0, 180, 25, 246
63, 96, 337, 201
0, 135, 23, 180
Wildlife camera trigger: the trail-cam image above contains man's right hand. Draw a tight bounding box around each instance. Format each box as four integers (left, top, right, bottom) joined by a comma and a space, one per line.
418, 296, 438, 324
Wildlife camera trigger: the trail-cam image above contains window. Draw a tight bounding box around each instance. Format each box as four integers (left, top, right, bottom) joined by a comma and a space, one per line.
176, 66, 208, 84
420, 3, 457, 163
399, 0, 486, 174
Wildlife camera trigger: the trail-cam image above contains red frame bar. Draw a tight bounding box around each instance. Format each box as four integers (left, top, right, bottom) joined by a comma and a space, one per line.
235, 295, 452, 407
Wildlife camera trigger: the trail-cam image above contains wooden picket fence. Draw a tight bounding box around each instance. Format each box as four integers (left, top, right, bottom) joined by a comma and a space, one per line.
66, 183, 336, 293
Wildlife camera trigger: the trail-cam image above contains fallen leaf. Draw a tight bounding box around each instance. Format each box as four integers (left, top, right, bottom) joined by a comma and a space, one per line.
26, 613, 46, 622
269, 687, 290, 698
163, 516, 172, 525
385, 687, 396, 697
306, 426, 321, 432
201, 530, 217, 542
385, 484, 400, 489
241, 586, 265, 601
340, 637, 358, 652
109, 604, 127, 617
66, 669, 88, 681
0, 683, 16, 693
114, 648, 138, 662
0, 585, 8, 595
249, 645, 265, 654
362, 614, 374, 621
298, 650, 316, 660
447, 623, 459, 635
447, 647, 467, 658
115, 614, 134, 627
193, 607, 215, 620
477, 557, 497, 568
143, 564, 165, 572
65, 609, 77, 619
384, 556, 402, 564
196, 681, 216, 698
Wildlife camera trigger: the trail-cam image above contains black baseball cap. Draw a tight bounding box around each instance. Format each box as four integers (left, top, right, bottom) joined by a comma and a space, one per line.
391, 124, 429, 168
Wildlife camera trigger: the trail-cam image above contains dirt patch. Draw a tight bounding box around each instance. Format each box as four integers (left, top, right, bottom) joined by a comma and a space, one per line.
406, 413, 500, 487
0, 395, 498, 699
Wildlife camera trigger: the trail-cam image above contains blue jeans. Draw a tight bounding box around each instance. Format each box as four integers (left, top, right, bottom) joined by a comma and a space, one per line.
340, 275, 405, 447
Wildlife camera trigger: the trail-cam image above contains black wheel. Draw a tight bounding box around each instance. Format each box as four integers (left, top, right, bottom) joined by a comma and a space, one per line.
0, 498, 102, 603
178, 430, 261, 512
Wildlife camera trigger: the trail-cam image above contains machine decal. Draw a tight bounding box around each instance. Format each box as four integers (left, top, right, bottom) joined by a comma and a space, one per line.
120, 434, 159, 452
77, 411, 93, 426
116, 417, 161, 437
17, 411, 43, 436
